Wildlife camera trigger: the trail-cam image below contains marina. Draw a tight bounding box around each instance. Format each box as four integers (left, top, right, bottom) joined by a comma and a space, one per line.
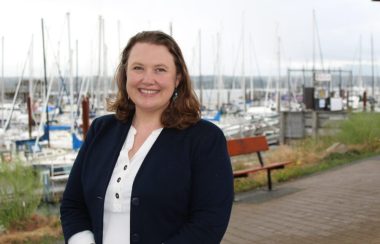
0, 0, 380, 206
1, 72, 379, 201
1, 1, 380, 243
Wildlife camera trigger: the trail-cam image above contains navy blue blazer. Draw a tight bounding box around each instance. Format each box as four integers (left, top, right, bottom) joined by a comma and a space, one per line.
60, 114, 234, 244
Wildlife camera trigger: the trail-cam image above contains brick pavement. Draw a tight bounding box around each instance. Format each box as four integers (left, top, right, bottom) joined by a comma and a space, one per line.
222, 155, 380, 244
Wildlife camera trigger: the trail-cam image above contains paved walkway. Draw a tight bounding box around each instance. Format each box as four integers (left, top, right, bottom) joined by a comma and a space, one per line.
222, 155, 380, 244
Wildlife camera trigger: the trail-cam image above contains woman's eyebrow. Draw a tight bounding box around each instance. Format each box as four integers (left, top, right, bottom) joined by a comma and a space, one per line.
129, 62, 144, 66
155, 64, 169, 69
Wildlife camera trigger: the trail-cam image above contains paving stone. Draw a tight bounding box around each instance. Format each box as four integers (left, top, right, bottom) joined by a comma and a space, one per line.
222, 155, 380, 243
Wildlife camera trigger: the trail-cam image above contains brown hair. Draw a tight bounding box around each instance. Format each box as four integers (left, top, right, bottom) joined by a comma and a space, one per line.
107, 30, 201, 129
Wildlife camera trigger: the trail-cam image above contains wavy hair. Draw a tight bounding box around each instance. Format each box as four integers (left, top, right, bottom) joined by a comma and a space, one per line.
107, 30, 201, 129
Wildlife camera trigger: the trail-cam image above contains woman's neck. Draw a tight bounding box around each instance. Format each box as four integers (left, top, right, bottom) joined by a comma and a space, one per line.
132, 110, 163, 132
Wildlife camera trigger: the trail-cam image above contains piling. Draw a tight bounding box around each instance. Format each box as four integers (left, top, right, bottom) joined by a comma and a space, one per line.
82, 96, 90, 140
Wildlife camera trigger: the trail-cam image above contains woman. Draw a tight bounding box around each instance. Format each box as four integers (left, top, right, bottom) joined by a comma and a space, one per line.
60, 30, 234, 244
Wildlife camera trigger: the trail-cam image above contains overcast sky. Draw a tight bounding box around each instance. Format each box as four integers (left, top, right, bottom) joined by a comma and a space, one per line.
1, 0, 380, 77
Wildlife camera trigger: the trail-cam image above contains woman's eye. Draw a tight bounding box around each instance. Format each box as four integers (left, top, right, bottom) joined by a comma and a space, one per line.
156, 68, 166, 72
133, 66, 143, 70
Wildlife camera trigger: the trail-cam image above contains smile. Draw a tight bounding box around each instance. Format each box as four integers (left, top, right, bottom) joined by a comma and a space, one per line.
139, 88, 159, 95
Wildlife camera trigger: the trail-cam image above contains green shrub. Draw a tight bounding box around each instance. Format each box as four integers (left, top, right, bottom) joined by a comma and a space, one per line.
336, 112, 380, 150
0, 160, 42, 229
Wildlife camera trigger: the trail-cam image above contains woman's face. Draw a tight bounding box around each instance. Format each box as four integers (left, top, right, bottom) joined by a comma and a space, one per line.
126, 42, 179, 115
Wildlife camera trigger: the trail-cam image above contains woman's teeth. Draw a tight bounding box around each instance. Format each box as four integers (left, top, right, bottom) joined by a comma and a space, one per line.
140, 89, 158, 94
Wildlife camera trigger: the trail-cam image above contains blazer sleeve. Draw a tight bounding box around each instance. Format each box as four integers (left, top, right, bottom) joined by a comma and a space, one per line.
164, 127, 234, 244
60, 119, 98, 242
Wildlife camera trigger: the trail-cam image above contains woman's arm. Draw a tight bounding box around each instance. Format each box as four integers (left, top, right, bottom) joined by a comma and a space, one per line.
60, 119, 98, 242
164, 126, 234, 244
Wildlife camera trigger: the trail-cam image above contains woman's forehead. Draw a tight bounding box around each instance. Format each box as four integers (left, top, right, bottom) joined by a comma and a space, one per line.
128, 43, 174, 64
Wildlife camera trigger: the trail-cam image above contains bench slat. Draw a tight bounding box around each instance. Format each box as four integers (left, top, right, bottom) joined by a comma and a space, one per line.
227, 136, 268, 156
233, 161, 292, 177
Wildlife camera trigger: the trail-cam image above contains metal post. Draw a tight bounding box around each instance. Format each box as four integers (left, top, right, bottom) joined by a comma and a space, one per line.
267, 169, 272, 191
257, 152, 265, 167
312, 110, 318, 139
279, 112, 285, 145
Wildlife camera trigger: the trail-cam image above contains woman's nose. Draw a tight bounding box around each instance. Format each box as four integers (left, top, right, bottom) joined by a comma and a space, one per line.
141, 70, 155, 84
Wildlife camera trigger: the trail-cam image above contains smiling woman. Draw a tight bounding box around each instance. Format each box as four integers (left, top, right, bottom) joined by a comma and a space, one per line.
60, 31, 234, 244
109, 31, 200, 129
126, 43, 179, 117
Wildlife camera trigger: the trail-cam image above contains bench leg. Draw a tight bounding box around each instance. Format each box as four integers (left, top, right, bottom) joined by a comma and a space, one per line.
267, 169, 272, 191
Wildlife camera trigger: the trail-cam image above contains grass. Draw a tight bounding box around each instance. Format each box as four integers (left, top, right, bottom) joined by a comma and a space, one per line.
0, 161, 42, 229
0, 214, 63, 244
274, 151, 378, 183
336, 112, 380, 150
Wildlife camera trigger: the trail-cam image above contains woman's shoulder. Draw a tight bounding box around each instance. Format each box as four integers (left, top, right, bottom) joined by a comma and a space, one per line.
93, 113, 117, 123
91, 113, 116, 125
91, 113, 128, 131
186, 119, 225, 138
183, 119, 228, 158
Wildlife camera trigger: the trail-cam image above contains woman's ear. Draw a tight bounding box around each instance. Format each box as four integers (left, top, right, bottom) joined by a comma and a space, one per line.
175, 74, 181, 87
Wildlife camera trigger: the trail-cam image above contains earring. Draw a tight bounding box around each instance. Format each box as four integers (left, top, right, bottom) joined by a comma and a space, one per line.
172, 88, 178, 102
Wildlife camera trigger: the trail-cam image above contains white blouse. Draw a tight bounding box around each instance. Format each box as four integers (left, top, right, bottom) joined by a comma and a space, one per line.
68, 126, 163, 244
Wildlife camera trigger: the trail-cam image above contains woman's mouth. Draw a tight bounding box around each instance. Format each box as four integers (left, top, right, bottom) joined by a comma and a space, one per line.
139, 88, 159, 95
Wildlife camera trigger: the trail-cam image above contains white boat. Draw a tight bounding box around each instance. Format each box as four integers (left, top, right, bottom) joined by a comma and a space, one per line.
32, 151, 77, 202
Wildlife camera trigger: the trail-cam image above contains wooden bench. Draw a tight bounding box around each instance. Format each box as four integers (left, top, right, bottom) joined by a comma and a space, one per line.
228, 136, 292, 191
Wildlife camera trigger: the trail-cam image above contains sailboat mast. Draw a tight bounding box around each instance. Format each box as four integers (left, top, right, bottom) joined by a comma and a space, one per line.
115, 20, 121, 93
29, 35, 34, 104
90, 41, 94, 103
1, 36, 4, 129
358, 35, 363, 90
117, 20, 121, 52
276, 24, 281, 112
28, 35, 34, 138
241, 13, 246, 112
96, 15, 102, 109
76, 39, 79, 97
371, 34, 375, 97
198, 29, 203, 107
102, 17, 107, 106
216, 32, 222, 110
67, 12, 74, 132
312, 9, 315, 74
41, 18, 50, 147
248, 34, 253, 102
